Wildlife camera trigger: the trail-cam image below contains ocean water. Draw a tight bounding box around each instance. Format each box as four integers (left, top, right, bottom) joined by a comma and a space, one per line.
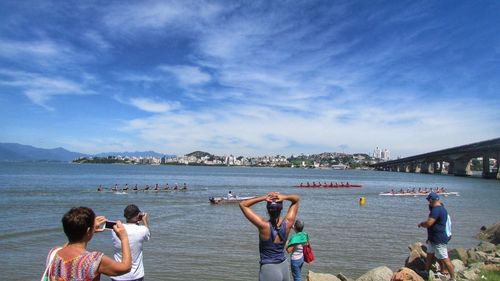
0, 162, 498, 281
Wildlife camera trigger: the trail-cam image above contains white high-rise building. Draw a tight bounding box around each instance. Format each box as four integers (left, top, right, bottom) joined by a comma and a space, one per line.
373, 147, 381, 159
373, 147, 390, 160
381, 149, 390, 161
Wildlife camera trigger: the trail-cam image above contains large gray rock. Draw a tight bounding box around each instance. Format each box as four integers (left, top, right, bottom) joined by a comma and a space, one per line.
478, 241, 497, 253
451, 259, 465, 273
461, 268, 479, 280
467, 249, 480, 263
449, 248, 468, 265
308, 271, 342, 281
408, 242, 427, 257
355, 266, 393, 281
475, 251, 489, 262
476, 223, 500, 245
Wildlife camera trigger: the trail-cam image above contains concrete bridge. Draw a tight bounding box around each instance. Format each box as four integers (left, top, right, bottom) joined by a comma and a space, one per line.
371, 138, 500, 179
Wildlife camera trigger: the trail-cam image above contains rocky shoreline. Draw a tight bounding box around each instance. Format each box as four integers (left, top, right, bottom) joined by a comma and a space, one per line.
308, 223, 500, 281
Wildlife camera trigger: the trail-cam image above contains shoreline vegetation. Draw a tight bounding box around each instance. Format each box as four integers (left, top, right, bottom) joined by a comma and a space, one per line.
308, 223, 500, 281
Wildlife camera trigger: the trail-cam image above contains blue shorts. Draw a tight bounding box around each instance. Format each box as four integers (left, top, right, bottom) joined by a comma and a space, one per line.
427, 242, 449, 260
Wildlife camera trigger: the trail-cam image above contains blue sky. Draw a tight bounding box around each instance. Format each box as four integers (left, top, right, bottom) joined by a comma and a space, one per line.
1, 1, 499, 157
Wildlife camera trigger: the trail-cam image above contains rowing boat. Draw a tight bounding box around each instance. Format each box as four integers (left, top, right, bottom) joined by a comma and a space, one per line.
379, 192, 460, 197
209, 196, 256, 204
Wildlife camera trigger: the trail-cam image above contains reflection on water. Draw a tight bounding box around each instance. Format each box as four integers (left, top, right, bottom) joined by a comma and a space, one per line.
0, 163, 498, 280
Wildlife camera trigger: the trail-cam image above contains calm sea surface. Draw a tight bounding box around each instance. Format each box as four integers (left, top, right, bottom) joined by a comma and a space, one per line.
0, 163, 499, 281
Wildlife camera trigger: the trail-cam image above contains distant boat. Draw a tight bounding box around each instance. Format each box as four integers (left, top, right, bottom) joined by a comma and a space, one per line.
379, 192, 459, 197
209, 196, 256, 204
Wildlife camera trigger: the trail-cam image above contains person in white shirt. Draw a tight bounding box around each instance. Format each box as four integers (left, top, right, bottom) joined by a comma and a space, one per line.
112, 204, 151, 281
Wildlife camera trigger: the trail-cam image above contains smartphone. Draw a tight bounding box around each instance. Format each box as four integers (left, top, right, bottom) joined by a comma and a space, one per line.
105, 221, 116, 229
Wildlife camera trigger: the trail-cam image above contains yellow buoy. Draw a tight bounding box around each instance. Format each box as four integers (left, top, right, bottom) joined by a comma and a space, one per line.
359, 197, 366, 206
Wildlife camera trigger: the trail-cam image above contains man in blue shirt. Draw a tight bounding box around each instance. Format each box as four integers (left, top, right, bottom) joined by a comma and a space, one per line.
418, 192, 455, 280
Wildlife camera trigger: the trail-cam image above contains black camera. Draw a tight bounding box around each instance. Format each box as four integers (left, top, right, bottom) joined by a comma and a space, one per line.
105, 221, 116, 229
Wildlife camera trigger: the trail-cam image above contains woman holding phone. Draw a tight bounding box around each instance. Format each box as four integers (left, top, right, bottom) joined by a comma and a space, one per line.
44, 207, 132, 280
240, 192, 300, 281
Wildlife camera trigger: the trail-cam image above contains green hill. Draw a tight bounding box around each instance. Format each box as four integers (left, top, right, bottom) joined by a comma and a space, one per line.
186, 151, 212, 158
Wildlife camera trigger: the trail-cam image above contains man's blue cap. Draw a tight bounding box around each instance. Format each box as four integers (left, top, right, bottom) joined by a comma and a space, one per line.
426, 191, 440, 201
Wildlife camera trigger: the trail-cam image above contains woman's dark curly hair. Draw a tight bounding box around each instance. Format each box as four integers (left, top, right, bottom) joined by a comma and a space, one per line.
62, 207, 96, 242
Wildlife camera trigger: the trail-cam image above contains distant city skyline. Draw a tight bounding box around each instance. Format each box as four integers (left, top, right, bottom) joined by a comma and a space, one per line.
1, 1, 499, 157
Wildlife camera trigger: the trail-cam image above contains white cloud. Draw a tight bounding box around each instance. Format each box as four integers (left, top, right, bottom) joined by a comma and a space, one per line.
0, 69, 93, 110
0, 39, 59, 58
0, 37, 93, 71
129, 97, 180, 113
103, 0, 224, 33
117, 73, 161, 83
113, 91, 500, 157
83, 31, 112, 50
159, 65, 211, 86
